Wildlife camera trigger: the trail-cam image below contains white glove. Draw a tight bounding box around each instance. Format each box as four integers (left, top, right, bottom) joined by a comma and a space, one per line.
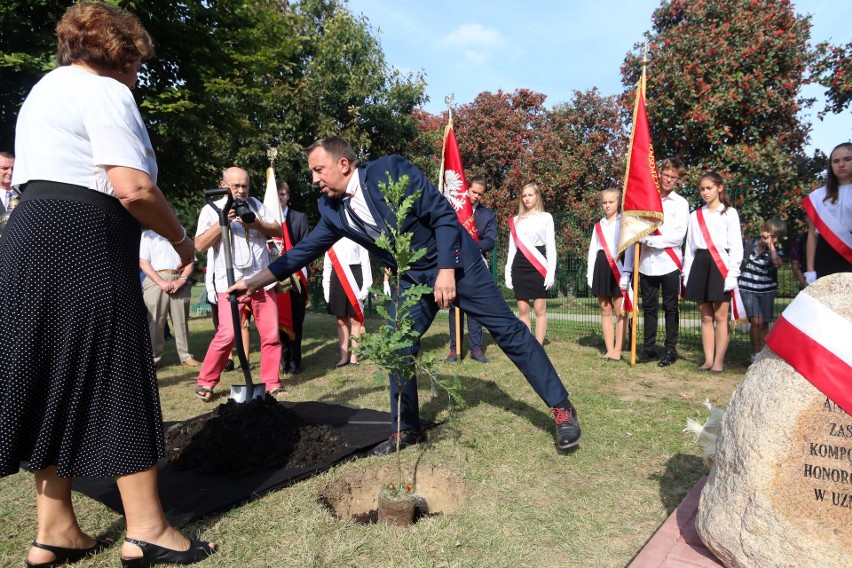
505, 274, 513, 290
323, 289, 330, 303
358, 287, 369, 301
723, 276, 737, 292
383, 280, 391, 296
544, 274, 554, 290
619, 273, 631, 291
804, 271, 817, 285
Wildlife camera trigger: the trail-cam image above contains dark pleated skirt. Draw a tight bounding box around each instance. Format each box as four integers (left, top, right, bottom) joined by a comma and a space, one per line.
327, 265, 363, 317
685, 249, 727, 302
512, 245, 547, 299
0, 181, 164, 478
814, 235, 852, 277
590, 250, 620, 297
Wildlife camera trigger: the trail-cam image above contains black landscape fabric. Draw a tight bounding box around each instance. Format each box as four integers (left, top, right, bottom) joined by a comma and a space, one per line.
72, 401, 397, 525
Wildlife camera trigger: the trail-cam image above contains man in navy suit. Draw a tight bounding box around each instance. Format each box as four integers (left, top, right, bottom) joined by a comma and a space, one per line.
230, 137, 581, 454
445, 175, 496, 363
276, 180, 310, 374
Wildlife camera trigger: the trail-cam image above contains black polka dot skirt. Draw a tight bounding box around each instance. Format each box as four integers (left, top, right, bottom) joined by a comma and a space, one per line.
0, 181, 165, 478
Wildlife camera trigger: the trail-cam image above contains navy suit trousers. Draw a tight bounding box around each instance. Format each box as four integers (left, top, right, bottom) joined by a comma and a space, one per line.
389, 258, 569, 431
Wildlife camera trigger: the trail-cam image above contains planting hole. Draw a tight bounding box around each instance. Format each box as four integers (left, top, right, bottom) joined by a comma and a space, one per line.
319, 464, 464, 524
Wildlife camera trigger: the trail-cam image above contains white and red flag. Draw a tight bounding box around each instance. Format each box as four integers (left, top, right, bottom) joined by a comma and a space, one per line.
765, 291, 852, 415
439, 118, 478, 241
263, 165, 307, 339
617, 71, 664, 256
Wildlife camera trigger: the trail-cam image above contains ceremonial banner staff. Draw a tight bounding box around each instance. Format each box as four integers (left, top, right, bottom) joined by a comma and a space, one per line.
262, 149, 308, 341
438, 94, 478, 358
616, 48, 665, 367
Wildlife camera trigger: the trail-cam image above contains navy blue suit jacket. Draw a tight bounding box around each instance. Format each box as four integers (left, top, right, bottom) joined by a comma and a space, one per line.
473, 203, 496, 258
267, 155, 483, 285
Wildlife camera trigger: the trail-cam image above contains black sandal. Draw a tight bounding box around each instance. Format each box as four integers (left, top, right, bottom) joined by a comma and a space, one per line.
121, 537, 216, 567
27, 538, 114, 567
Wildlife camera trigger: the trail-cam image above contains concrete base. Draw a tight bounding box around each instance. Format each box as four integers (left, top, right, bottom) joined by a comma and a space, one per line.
629, 476, 724, 568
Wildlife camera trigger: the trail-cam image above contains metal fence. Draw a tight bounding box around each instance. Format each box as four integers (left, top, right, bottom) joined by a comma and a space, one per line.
302, 219, 800, 351
183, 215, 800, 352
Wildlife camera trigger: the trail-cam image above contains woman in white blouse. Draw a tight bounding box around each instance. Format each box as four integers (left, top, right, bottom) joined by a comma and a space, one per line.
323, 238, 373, 366
683, 171, 743, 372
505, 183, 556, 344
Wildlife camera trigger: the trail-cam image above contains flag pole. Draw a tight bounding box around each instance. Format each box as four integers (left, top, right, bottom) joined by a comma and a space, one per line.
629, 47, 649, 368
443, 94, 463, 361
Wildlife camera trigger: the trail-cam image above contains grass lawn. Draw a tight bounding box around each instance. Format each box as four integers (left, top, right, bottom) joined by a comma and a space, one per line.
0, 310, 749, 568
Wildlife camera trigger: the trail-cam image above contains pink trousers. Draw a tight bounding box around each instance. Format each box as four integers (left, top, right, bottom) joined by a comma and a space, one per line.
197, 289, 282, 391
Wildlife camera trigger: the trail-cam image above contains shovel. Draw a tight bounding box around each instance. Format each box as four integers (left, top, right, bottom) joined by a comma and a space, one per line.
204, 188, 266, 403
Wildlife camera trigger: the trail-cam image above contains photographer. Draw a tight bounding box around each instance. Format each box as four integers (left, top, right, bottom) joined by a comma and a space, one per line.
193, 167, 286, 401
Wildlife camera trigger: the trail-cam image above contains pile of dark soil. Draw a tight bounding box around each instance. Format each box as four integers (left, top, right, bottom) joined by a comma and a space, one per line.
165, 396, 346, 477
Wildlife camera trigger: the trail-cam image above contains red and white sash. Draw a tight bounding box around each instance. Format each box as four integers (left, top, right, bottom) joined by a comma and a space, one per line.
695, 208, 746, 322
594, 222, 634, 312
803, 186, 852, 265
765, 291, 852, 416
651, 227, 685, 297
328, 245, 364, 326
509, 217, 547, 278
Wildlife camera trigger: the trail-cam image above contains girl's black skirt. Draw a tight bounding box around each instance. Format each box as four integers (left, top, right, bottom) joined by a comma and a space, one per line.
814, 234, 852, 277
327, 264, 363, 318
591, 250, 620, 297
0, 181, 164, 478
512, 245, 547, 299
685, 249, 727, 302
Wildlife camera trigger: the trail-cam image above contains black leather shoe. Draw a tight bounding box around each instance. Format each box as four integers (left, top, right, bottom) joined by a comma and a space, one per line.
636, 350, 659, 363
223, 359, 235, 372
658, 351, 677, 367
289, 365, 303, 375
369, 429, 427, 456
27, 539, 114, 567
470, 350, 489, 363
550, 402, 581, 450
121, 538, 216, 567
444, 352, 459, 363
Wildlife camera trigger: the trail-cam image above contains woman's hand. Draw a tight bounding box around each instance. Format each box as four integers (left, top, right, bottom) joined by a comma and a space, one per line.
173, 236, 196, 268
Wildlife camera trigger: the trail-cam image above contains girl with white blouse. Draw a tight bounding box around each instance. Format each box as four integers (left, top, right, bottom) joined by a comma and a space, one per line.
323, 238, 373, 366
804, 142, 852, 281
505, 183, 556, 344
586, 188, 634, 362
683, 171, 743, 372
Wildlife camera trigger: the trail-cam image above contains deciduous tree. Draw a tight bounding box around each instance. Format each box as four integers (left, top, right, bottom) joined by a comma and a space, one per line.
622, 0, 816, 232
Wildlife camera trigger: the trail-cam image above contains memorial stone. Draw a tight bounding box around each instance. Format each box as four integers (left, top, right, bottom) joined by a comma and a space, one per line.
695, 274, 851, 568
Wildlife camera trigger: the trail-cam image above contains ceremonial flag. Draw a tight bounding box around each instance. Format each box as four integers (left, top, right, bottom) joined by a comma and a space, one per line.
263, 166, 284, 253
439, 118, 478, 241
617, 71, 664, 256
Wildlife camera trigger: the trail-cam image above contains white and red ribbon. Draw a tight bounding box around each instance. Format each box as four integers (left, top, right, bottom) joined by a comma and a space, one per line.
696, 208, 746, 322
651, 227, 686, 297
328, 246, 364, 326
595, 222, 634, 312
765, 291, 852, 416
509, 217, 547, 278
803, 188, 852, 265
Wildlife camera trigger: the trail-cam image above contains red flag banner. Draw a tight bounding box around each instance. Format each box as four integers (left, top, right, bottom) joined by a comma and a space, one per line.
617, 72, 664, 256
439, 119, 478, 241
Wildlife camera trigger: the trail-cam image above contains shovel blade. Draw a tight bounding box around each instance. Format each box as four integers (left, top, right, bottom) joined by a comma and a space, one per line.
229, 384, 266, 403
